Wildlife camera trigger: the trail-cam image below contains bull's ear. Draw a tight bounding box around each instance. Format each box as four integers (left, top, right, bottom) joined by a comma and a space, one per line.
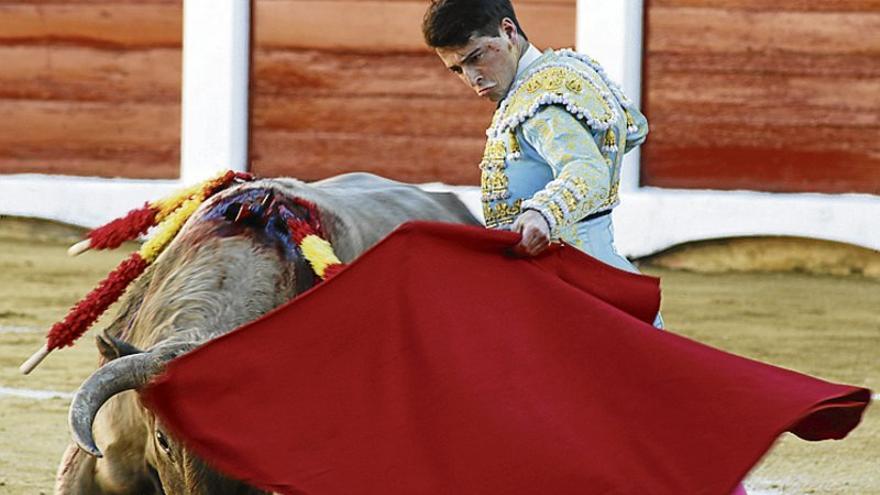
96, 330, 143, 361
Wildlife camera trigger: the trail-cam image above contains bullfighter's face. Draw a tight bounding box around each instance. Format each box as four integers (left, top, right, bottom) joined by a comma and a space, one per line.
435, 18, 524, 102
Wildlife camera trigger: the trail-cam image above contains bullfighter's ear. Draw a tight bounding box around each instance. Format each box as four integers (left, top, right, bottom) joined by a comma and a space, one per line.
96, 330, 144, 361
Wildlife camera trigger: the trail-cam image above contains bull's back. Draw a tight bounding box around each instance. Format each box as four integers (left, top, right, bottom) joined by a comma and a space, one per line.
272, 173, 480, 259
312, 173, 477, 225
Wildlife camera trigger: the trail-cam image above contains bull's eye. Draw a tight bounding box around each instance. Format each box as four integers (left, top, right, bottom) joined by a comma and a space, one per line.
156, 430, 172, 456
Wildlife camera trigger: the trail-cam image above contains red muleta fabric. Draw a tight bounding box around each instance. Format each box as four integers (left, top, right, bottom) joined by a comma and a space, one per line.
142, 221, 871, 495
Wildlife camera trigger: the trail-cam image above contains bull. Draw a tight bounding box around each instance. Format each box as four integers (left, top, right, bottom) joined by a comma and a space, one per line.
54, 173, 479, 494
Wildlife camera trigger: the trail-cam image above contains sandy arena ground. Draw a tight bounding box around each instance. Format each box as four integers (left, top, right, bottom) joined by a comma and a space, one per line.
0, 217, 877, 494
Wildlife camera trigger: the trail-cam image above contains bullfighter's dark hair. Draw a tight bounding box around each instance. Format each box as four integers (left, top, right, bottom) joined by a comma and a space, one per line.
422, 0, 528, 48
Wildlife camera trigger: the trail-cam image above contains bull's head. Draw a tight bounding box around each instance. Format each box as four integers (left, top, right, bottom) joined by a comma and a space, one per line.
64, 335, 268, 494
56, 186, 321, 494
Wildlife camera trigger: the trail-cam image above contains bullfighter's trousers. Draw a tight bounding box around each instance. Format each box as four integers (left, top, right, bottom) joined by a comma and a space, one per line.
571, 213, 665, 329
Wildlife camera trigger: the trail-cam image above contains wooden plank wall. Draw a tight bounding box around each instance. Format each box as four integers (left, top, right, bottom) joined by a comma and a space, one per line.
251, 0, 576, 184
642, 0, 880, 194
0, 0, 182, 179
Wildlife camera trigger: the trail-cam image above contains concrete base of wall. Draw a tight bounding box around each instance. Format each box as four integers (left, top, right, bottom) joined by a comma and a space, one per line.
427, 184, 880, 259
3, 176, 879, 263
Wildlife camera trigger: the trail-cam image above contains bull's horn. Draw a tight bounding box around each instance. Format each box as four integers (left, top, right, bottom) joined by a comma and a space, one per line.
69, 352, 162, 457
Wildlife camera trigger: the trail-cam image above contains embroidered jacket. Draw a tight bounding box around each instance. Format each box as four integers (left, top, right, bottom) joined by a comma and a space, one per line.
480, 49, 648, 242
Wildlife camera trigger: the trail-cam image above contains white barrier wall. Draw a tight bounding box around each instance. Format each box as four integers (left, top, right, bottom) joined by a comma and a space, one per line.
0, 0, 877, 255
180, 0, 250, 184
575, 0, 879, 256
0, 0, 249, 229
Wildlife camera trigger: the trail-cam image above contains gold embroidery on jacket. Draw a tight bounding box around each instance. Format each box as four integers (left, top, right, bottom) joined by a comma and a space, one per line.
480, 136, 511, 203
483, 199, 523, 228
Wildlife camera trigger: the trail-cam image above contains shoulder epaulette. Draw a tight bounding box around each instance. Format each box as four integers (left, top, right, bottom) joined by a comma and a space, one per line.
488, 49, 638, 140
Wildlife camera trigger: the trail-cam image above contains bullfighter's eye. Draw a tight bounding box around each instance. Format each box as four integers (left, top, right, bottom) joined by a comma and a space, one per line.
156, 430, 172, 456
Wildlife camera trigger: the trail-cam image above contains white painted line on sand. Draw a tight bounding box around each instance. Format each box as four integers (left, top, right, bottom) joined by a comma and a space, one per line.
744, 488, 783, 495
0, 325, 40, 334
0, 386, 73, 400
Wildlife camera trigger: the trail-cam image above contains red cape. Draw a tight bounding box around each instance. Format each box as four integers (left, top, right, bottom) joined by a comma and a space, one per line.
143, 222, 870, 495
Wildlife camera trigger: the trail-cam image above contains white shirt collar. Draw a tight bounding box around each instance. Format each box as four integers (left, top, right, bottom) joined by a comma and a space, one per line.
515, 44, 543, 80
